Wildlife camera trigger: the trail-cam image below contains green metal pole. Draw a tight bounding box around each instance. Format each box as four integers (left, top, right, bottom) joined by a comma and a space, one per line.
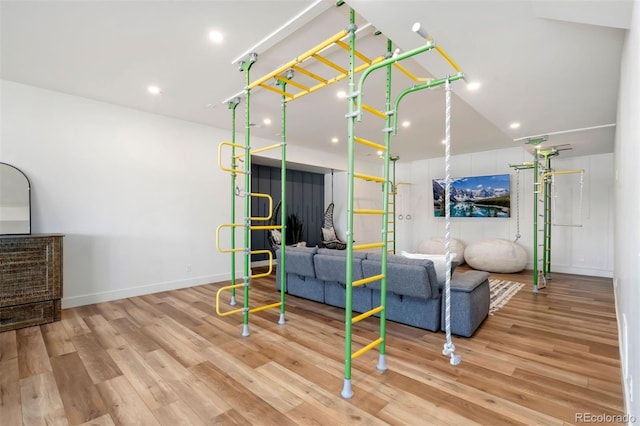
533, 151, 539, 293
341, 8, 357, 400
229, 99, 240, 306
239, 54, 256, 336
390, 156, 398, 255
392, 74, 465, 135
278, 79, 288, 325
544, 153, 552, 279
376, 38, 394, 373
356, 43, 437, 115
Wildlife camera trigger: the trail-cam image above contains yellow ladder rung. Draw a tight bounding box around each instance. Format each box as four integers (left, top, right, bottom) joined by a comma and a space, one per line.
249, 302, 281, 314
387, 240, 394, 244
393, 62, 429, 83
354, 242, 384, 251
250, 225, 282, 231
353, 274, 384, 288
250, 192, 275, 221
352, 306, 384, 324
250, 250, 274, 278
354, 209, 384, 215
275, 75, 309, 92
387, 230, 394, 233
334, 40, 373, 64
313, 53, 347, 74
354, 136, 386, 151
354, 173, 386, 183
435, 44, 462, 73
361, 104, 387, 119
351, 337, 384, 360
259, 83, 293, 99
292, 65, 327, 83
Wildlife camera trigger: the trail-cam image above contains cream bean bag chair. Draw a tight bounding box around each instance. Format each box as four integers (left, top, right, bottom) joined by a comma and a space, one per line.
464, 238, 527, 273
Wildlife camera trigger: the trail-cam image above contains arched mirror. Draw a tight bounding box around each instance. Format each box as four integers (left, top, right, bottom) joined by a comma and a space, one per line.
0, 162, 31, 235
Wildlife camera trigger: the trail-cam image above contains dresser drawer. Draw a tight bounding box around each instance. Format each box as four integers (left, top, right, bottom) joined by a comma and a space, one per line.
0, 299, 61, 332
0, 235, 62, 307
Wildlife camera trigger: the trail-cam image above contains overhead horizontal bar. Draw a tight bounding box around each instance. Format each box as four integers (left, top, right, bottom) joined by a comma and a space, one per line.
361, 104, 387, 119
355, 135, 386, 150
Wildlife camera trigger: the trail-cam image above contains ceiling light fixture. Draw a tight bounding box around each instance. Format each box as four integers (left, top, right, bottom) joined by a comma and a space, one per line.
402, 121, 411, 128
441, 139, 446, 144
331, 137, 339, 143
510, 122, 521, 129
336, 90, 346, 99
209, 30, 224, 44
467, 81, 481, 91
263, 118, 271, 125
147, 85, 161, 95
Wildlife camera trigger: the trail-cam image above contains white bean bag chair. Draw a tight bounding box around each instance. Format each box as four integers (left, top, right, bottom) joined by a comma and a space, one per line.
417, 237, 466, 265
464, 238, 527, 273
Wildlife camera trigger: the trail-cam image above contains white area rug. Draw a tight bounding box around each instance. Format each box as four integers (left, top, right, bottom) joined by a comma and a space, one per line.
489, 279, 525, 315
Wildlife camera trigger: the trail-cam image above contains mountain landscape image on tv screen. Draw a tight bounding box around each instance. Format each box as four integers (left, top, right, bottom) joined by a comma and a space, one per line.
432, 173, 510, 218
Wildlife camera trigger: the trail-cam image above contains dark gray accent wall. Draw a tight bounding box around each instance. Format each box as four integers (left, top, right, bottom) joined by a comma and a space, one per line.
251, 164, 324, 261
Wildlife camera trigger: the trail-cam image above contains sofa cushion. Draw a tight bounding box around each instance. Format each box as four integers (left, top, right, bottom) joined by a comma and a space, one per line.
316, 248, 367, 259
366, 253, 440, 287
314, 253, 364, 282
362, 259, 437, 299
276, 246, 318, 278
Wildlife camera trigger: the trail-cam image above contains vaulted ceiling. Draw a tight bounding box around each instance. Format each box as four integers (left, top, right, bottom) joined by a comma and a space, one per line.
1, 1, 632, 164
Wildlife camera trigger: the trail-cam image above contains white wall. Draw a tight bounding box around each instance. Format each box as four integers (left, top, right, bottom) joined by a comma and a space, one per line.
614, 0, 640, 418
0, 80, 349, 307
395, 147, 614, 278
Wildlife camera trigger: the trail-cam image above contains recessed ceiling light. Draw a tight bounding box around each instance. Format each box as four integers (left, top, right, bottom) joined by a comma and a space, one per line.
263, 118, 271, 125
147, 85, 161, 95
510, 122, 521, 129
467, 81, 481, 91
331, 137, 339, 143
336, 90, 346, 99
441, 139, 446, 144
402, 120, 411, 128
376, 150, 383, 156
209, 30, 224, 44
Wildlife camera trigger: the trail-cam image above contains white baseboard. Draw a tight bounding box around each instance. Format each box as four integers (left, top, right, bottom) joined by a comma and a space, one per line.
62, 273, 230, 309
525, 262, 613, 278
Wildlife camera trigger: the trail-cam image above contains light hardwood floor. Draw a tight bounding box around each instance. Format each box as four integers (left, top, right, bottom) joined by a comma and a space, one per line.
0, 268, 624, 425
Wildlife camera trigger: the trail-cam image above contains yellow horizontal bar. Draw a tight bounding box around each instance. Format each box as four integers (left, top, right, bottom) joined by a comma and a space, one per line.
216, 283, 246, 317
353, 274, 384, 288
251, 250, 273, 278
354, 242, 384, 251
275, 75, 310, 93
292, 65, 327, 83
218, 141, 247, 174
361, 104, 387, 119
354, 136, 386, 151
393, 62, 429, 83
259, 83, 293, 99
250, 193, 273, 221
216, 223, 244, 253
250, 225, 282, 231
249, 29, 348, 89
354, 172, 386, 183
249, 301, 281, 314
435, 44, 462, 73
352, 306, 384, 324
312, 53, 347, 74
234, 143, 283, 160
334, 40, 372, 64
289, 55, 385, 102
540, 169, 584, 180
352, 337, 383, 360
354, 209, 384, 215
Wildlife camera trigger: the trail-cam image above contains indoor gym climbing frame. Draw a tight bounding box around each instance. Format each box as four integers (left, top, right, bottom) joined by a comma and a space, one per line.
215, 6, 466, 399
510, 138, 584, 293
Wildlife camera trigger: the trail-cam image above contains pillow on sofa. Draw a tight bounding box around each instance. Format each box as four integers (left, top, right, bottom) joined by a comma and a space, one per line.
322, 227, 337, 241
400, 251, 457, 286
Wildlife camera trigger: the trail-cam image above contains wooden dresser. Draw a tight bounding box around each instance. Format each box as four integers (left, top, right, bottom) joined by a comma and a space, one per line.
0, 234, 63, 332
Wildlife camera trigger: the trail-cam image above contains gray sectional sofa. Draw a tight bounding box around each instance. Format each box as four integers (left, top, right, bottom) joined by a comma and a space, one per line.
275, 246, 491, 337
